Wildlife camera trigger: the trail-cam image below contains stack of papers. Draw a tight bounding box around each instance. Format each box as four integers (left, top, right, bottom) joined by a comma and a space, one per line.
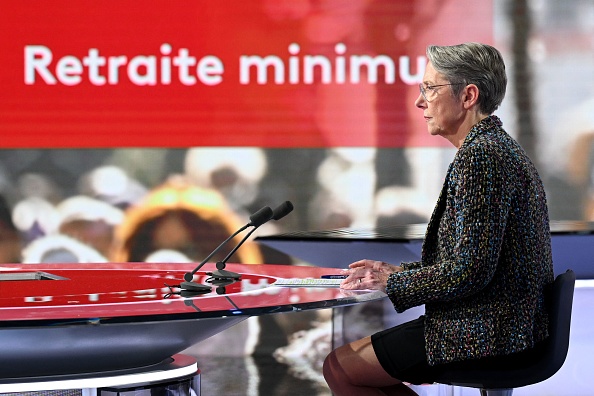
272, 278, 343, 287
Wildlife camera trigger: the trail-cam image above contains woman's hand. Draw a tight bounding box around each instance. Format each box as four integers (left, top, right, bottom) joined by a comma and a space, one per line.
340, 259, 403, 291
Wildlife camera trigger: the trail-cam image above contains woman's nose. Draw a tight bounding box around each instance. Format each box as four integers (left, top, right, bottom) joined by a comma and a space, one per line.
415, 92, 426, 108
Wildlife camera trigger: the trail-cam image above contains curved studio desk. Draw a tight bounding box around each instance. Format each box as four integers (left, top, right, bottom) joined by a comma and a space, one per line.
0, 262, 384, 394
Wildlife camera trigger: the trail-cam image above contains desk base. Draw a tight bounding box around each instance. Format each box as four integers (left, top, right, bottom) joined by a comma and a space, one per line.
0, 354, 200, 396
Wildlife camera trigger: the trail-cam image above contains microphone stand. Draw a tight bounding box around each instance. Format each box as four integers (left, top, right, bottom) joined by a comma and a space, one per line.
179, 228, 245, 293
209, 227, 258, 280
180, 206, 273, 293
209, 201, 294, 280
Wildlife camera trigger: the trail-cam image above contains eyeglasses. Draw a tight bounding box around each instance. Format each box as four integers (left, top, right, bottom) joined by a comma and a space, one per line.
418, 83, 462, 102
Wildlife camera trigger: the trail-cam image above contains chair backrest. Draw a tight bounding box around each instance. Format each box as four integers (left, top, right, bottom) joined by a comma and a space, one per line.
529, 269, 575, 383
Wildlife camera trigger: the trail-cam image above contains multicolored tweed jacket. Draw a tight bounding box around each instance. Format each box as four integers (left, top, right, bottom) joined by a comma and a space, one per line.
386, 115, 554, 366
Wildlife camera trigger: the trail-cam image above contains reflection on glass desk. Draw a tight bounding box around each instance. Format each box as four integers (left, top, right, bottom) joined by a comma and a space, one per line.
256, 221, 594, 278
0, 262, 385, 379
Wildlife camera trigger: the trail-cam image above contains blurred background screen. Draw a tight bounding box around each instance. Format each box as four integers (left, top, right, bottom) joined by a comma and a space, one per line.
0, 0, 593, 265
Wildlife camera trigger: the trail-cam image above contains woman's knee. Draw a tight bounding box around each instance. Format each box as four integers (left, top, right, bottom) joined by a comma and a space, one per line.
323, 348, 351, 386
323, 350, 338, 382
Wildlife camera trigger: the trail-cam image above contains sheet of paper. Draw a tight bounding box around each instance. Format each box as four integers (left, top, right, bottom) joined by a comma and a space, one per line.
272, 278, 343, 287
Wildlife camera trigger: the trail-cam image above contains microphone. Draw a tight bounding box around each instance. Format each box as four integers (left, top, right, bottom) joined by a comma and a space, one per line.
180, 206, 273, 292
209, 201, 294, 280
271, 200, 294, 221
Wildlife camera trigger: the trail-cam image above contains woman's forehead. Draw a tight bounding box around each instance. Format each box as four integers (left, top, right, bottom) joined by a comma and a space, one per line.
422, 62, 445, 83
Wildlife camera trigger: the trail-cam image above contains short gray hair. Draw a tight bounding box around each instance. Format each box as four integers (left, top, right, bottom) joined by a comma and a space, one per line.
426, 43, 507, 115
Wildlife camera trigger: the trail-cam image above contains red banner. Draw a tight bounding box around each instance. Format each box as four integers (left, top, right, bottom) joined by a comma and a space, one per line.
0, 0, 492, 148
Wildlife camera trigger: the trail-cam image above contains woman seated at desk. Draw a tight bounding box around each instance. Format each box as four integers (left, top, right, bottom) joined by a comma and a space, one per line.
323, 42, 554, 396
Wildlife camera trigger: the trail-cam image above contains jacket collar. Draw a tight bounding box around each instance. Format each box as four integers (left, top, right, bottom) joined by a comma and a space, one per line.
459, 115, 502, 150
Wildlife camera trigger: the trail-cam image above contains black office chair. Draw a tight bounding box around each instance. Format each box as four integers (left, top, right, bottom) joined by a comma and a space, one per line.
433, 269, 575, 396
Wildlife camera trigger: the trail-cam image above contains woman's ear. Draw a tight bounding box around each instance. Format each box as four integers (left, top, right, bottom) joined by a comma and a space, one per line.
462, 84, 479, 109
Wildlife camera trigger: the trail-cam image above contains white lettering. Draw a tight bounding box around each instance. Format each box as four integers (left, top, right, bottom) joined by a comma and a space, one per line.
288, 43, 300, 84
24, 44, 223, 87
108, 56, 127, 84
173, 48, 197, 85
304, 55, 332, 84
240, 43, 421, 85
350, 54, 395, 84
399, 56, 426, 85
240, 55, 285, 84
23, 43, 423, 87
197, 56, 224, 86
128, 55, 157, 86
160, 43, 172, 85
83, 49, 106, 85
334, 43, 346, 84
24, 45, 56, 84
56, 56, 83, 86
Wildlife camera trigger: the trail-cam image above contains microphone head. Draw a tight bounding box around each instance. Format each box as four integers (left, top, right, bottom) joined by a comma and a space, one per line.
248, 206, 273, 227
272, 201, 294, 221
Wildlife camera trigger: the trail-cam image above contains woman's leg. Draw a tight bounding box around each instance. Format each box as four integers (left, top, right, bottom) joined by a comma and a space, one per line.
323, 336, 419, 396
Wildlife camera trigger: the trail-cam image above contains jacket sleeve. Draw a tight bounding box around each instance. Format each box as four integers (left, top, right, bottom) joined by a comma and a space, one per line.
401, 261, 422, 270
386, 143, 512, 313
